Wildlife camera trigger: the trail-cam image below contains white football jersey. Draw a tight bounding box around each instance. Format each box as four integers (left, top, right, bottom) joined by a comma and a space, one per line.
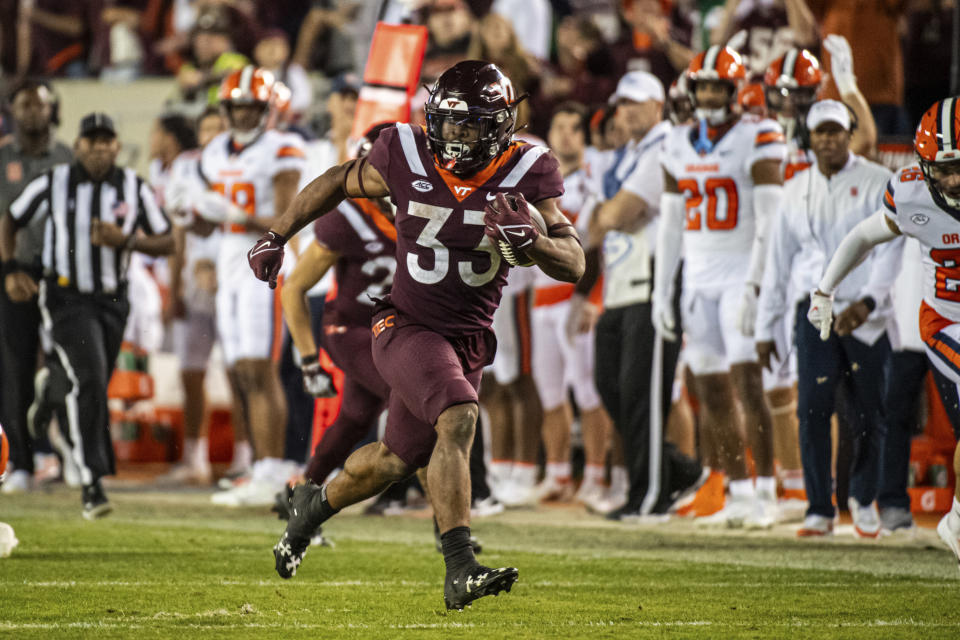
661, 115, 786, 288
884, 164, 960, 322
168, 150, 222, 313
201, 130, 306, 274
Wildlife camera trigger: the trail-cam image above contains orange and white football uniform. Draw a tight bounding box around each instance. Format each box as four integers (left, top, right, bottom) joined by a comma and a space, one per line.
661, 115, 786, 374
884, 164, 960, 382
201, 130, 305, 365
530, 168, 601, 411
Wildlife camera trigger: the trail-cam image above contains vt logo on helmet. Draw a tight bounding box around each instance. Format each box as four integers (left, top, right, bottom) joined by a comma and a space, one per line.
424, 60, 520, 176
916, 98, 960, 212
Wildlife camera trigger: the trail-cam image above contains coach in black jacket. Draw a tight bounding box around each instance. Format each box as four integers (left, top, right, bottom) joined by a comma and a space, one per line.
0, 112, 173, 519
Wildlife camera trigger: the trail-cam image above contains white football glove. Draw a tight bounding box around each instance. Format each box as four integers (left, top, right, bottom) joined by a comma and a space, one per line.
736, 284, 759, 337
302, 359, 337, 398
652, 293, 677, 342
807, 289, 834, 341
824, 34, 857, 95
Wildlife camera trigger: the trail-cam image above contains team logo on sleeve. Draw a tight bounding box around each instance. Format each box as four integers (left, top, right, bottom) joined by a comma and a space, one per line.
911, 213, 930, 225
412, 180, 433, 193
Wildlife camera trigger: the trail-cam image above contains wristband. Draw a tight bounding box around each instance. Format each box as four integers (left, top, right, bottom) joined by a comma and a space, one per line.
860, 296, 876, 312
301, 353, 319, 366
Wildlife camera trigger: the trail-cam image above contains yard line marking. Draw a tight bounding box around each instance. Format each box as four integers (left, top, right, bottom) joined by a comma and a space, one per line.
17, 579, 955, 589
2, 619, 959, 630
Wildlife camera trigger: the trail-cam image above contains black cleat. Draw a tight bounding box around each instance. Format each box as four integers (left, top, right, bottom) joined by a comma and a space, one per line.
274, 531, 310, 579
81, 480, 112, 520
272, 485, 295, 520
273, 482, 326, 579
443, 564, 518, 610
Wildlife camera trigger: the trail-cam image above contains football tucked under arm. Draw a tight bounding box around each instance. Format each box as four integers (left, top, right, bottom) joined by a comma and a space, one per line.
483, 193, 549, 267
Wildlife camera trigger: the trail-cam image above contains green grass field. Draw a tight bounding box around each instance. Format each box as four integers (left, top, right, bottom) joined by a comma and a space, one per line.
1, 487, 958, 639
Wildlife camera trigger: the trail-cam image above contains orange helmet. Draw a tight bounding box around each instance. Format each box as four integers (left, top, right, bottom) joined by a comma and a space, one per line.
687, 45, 746, 83
738, 82, 766, 116
218, 65, 276, 104
686, 46, 745, 124
764, 49, 822, 91
915, 98, 960, 210
218, 66, 278, 144
764, 49, 821, 142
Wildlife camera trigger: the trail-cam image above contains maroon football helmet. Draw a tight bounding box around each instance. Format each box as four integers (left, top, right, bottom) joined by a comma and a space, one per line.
355, 122, 393, 159
424, 60, 519, 176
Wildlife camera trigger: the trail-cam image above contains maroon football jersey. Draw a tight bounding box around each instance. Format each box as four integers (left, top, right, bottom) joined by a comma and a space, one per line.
366, 124, 564, 335
313, 198, 398, 328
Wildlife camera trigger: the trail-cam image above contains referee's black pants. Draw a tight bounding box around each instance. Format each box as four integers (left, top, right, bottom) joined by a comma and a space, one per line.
0, 280, 44, 472
594, 301, 697, 514
40, 281, 128, 484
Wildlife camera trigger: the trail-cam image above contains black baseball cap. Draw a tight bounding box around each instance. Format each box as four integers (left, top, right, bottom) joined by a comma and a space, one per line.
79, 112, 116, 138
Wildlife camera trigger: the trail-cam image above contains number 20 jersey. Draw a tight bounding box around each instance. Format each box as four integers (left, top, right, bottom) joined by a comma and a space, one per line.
201, 129, 306, 275
366, 124, 564, 335
661, 115, 786, 288
883, 164, 960, 321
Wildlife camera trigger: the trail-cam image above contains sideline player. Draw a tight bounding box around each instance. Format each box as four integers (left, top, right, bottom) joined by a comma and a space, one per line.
159, 107, 228, 485
809, 98, 960, 564
530, 102, 611, 508
654, 46, 785, 528
204, 66, 305, 505
249, 61, 584, 609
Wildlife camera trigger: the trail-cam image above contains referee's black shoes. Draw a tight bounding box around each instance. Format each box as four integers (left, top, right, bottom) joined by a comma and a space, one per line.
81, 480, 112, 520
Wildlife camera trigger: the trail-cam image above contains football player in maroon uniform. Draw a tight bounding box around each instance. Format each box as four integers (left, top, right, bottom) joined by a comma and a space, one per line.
249, 61, 584, 609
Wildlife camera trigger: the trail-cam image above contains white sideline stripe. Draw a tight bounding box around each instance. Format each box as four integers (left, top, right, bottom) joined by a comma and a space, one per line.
18, 579, 954, 589
2, 620, 958, 630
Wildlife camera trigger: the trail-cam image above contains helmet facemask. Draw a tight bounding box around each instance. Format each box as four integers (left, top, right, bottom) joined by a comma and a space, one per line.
689, 79, 738, 126
920, 157, 960, 211
425, 106, 516, 176
223, 101, 269, 146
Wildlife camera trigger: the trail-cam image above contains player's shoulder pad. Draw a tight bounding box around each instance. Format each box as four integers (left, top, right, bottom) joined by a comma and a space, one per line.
751, 117, 786, 148
270, 130, 306, 160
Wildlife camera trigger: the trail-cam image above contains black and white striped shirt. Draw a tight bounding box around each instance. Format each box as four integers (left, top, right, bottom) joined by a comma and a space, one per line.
9, 163, 170, 294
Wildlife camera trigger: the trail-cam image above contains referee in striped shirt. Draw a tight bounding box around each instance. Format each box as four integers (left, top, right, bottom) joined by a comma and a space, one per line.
0, 113, 173, 518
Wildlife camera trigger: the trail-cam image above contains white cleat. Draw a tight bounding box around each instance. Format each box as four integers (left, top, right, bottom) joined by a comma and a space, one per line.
797, 514, 835, 537
1, 470, 32, 494
534, 476, 575, 502
777, 498, 808, 524
498, 480, 539, 509
695, 496, 752, 529
574, 480, 606, 507
937, 513, 960, 574
587, 486, 628, 516
471, 496, 505, 518
848, 498, 881, 539
745, 497, 777, 530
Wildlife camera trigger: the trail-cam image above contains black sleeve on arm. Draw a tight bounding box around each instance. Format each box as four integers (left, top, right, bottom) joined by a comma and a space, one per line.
574, 246, 602, 296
